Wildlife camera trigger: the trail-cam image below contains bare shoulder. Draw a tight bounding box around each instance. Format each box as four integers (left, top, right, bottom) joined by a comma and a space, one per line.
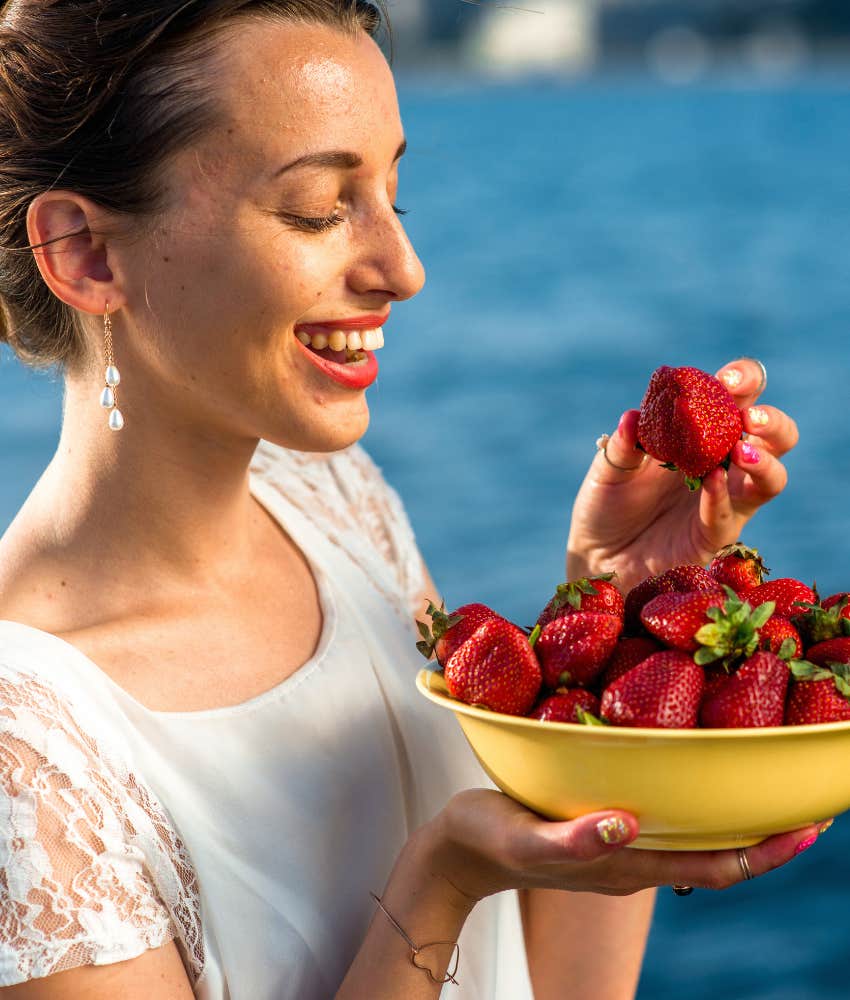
0, 939, 194, 999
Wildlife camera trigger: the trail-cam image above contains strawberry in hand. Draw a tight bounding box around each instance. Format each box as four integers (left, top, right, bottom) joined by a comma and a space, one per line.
567, 359, 799, 595
636, 366, 744, 492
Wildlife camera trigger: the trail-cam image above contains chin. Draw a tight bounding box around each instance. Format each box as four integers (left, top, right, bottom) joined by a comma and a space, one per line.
264, 400, 370, 455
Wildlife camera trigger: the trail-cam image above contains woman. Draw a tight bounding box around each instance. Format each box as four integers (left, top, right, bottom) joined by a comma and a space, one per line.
0, 2, 819, 998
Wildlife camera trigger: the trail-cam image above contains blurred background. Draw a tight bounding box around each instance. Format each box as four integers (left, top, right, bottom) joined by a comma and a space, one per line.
1, 1, 849, 996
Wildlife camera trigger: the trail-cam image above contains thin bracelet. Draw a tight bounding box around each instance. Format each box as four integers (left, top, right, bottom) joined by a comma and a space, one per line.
369, 891, 460, 986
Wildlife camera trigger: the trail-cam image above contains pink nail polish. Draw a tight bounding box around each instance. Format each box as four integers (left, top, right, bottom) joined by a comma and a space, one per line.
794, 835, 817, 856
740, 442, 760, 464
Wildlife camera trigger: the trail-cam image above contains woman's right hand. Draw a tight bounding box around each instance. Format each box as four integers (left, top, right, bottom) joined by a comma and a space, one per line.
426, 789, 823, 904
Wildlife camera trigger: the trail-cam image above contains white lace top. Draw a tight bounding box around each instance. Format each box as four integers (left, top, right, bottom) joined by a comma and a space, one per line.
0, 441, 532, 999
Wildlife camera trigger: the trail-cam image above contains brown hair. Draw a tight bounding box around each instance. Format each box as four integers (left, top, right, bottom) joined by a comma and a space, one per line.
0, 0, 385, 372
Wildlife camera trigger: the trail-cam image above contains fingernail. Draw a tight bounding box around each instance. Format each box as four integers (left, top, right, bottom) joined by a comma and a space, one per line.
741, 441, 761, 464
597, 817, 630, 845
748, 407, 769, 427
720, 368, 743, 389
794, 834, 818, 856
818, 819, 834, 835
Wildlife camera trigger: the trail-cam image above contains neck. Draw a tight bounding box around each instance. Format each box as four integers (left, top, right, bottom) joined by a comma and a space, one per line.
33, 375, 267, 589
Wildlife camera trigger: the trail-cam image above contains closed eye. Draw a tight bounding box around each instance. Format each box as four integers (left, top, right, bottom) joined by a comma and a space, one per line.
282, 205, 408, 233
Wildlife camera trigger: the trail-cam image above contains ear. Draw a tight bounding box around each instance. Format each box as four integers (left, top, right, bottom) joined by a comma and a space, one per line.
26, 191, 128, 315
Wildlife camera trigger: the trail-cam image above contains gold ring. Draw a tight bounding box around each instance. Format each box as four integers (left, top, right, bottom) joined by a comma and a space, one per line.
737, 848, 754, 881
742, 358, 768, 395
595, 434, 646, 473
672, 885, 694, 896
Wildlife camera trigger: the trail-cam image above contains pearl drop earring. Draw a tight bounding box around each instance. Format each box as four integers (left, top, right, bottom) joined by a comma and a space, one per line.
100, 303, 124, 431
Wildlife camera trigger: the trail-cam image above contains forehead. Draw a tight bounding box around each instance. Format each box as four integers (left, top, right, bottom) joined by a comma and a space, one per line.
195, 18, 400, 178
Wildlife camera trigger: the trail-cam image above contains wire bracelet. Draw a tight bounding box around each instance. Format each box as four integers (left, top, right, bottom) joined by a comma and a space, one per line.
369, 891, 460, 986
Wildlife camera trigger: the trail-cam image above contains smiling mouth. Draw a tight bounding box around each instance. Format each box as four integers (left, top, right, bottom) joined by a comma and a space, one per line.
295, 326, 384, 365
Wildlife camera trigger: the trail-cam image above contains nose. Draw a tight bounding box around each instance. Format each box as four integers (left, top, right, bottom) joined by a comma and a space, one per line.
346, 202, 426, 302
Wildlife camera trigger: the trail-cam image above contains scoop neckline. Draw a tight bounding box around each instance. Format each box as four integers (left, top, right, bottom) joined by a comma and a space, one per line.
0, 470, 337, 720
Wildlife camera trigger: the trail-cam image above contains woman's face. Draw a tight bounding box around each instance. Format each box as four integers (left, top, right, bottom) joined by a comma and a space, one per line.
117, 18, 424, 453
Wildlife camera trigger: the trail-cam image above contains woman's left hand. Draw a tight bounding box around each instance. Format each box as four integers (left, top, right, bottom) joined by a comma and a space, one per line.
566, 358, 798, 594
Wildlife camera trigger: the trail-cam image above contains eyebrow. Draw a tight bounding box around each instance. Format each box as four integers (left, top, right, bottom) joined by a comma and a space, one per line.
274, 138, 407, 177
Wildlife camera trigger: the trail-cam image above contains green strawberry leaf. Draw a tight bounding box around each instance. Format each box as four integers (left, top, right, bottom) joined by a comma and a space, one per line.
416, 639, 435, 661
695, 624, 723, 646
694, 646, 724, 666
576, 707, 609, 727
416, 620, 432, 641
750, 602, 776, 629
684, 475, 703, 492
789, 659, 831, 681
777, 637, 797, 661
528, 624, 542, 648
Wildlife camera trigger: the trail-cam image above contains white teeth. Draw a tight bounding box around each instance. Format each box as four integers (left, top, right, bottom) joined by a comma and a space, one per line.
328, 330, 347, 352
297, 327, 384, 351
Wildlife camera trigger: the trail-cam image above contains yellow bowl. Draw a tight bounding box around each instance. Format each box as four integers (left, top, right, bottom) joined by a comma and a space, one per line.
416, 668, 850, 850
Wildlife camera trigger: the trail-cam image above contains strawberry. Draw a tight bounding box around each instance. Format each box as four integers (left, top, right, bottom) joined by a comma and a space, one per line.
598, 636, 663, 689
443, 617, 542, 715
536, 574, 624, 629
529, 688, 600, 723
758, 615, 803, 658
660, 565, 726, 594
536, 612, 622, 688
703, 663, 730, 700
691, 588, 775, 668
786, 661, 850, 725
640, 590, 726, 651
699, 651, 790, 728
623, 565, 722, 634
416, 601, 498, 666
708, 542, 769, 593
743, 579, 818, 619
600, 650, 704, 728
823, 593, 850, 617
793, 594, 850, 646
636, 365, 744, 491
806, 637, 850, 668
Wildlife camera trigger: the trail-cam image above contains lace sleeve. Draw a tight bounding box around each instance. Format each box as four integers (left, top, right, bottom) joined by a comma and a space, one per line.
0, 666, 195, 987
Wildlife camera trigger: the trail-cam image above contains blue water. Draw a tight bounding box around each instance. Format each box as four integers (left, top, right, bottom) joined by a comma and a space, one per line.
2, 76, 850, 997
